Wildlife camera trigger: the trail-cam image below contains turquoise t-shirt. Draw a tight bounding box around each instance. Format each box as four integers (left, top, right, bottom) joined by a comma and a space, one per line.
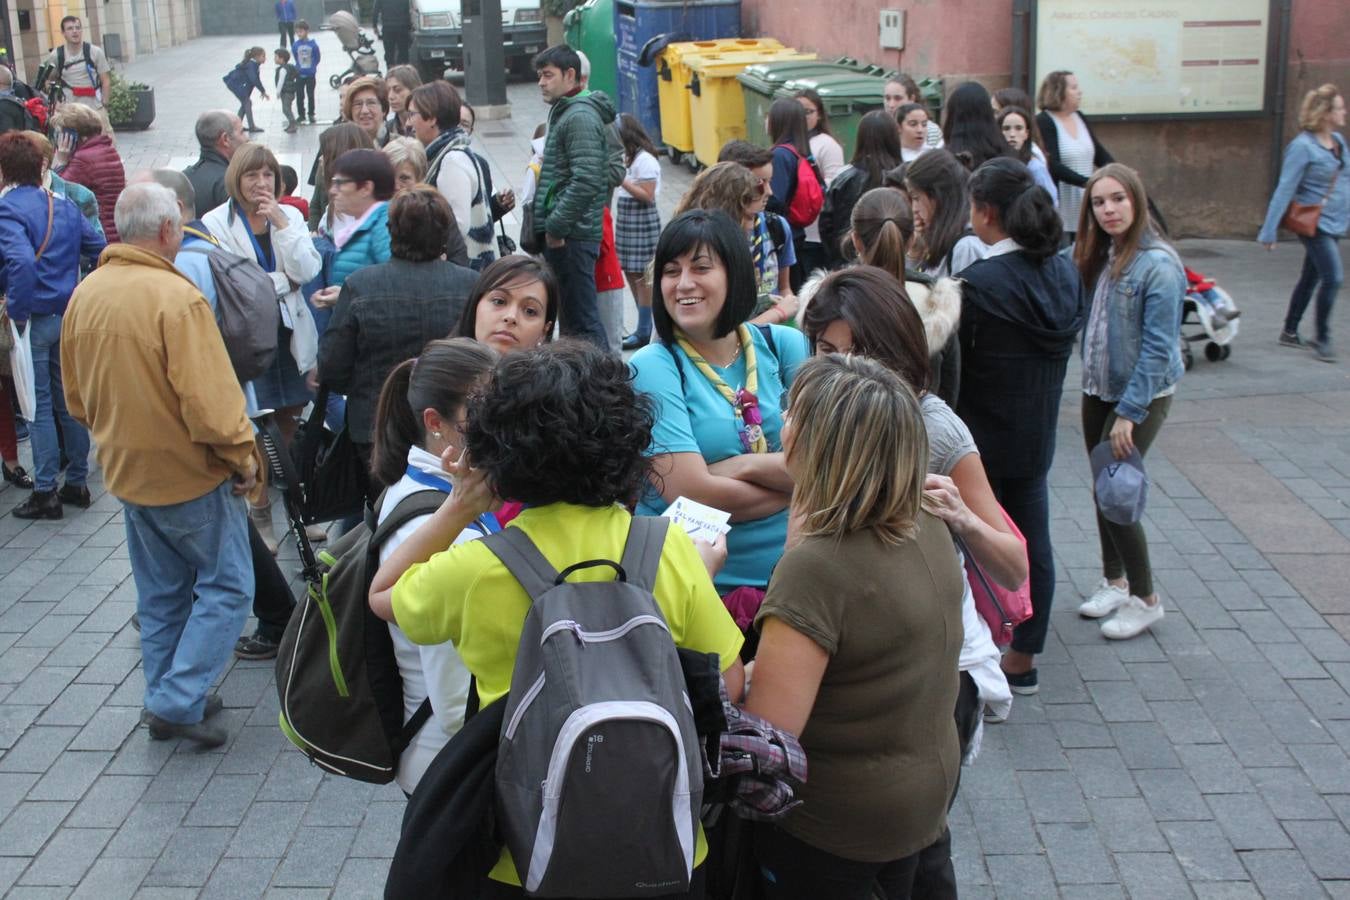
629, 324, 811, 591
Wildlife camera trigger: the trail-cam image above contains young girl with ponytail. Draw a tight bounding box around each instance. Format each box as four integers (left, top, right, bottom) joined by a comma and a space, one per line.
368, 337, 498, 794
956, 157, 1086, 696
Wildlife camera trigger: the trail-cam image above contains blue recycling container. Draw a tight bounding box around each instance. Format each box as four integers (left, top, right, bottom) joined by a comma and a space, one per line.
615, 0, 741, 145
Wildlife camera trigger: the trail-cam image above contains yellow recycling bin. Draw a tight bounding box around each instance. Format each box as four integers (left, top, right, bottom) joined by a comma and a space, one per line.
657, 38, 783, 156
688, 48, 817, 169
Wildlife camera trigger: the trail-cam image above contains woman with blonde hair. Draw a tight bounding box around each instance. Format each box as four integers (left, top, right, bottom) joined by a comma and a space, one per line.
1073, 162, 1184, 640
677, 162, 799, 324
747, 352, 964, 898
1259, 83, 1348, 361
50, 101, 124, 241
1035, 69, 1114, 243
203, 142, 323, 550
382, 135, 427, 192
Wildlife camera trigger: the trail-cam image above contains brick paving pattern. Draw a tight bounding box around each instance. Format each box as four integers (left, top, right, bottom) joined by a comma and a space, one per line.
2, 31, 1350, 899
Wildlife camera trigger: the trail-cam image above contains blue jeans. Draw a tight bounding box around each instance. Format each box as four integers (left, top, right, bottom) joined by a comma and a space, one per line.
1285, 232, 1342, 346
28, 314, 90, 493
544, 240, 608, 350
989, 473, 1056, 657
124, 479, 253, 724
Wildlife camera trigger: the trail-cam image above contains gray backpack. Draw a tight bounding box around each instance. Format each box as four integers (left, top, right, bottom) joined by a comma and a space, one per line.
180, 239, 280, 383
484, 516, 702, 898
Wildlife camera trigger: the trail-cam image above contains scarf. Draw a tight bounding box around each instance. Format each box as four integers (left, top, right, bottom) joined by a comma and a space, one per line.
675, 324, 767, 454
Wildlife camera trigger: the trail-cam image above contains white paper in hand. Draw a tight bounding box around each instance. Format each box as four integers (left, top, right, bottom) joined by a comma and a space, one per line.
9, 320, 35, 421
662, 497, 732, 543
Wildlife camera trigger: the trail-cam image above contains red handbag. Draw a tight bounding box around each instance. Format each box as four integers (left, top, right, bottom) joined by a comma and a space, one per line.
955, 508, 1033, 647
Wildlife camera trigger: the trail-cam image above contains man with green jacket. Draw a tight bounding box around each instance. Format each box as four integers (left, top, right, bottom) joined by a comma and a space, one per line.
532, 45, 620, 349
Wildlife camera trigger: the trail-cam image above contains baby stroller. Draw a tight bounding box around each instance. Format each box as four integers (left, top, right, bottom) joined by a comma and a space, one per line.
1180, 266, 1241, 369
327, 10, 381, 89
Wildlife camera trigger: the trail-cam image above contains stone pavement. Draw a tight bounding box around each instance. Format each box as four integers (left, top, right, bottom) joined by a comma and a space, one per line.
3, 31, 1350, 899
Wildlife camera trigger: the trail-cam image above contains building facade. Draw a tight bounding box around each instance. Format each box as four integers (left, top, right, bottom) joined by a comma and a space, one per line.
3, 0, 203, 82
739, 0, 1350, 238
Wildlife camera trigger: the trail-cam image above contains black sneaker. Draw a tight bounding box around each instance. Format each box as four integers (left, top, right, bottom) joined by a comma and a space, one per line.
2, 463, 32, 489
1004, 667, 1039, 696
57, 484, 91, 508
146, 713, 228, 748
234, 631, 281, 660
622, 333, 651, 351
1278, 331, 1308, 349
13, 489, 61, 520
140, 695, 222, 725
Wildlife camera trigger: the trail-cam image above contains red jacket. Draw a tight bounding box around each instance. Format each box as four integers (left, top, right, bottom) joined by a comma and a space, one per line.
61, 134, 126, 243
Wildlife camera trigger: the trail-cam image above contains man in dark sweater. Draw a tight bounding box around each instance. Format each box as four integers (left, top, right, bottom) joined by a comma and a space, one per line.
372, 0, 413, 68
182, 110, 246, 218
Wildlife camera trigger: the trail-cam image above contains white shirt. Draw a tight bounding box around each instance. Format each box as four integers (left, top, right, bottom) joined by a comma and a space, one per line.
621, 149, 661, 202
379, 445, 484, 795
805, 132, 846, 244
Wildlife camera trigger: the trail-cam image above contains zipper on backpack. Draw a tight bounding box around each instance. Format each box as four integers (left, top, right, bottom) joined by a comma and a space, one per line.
538, 615, 669, 647
505, 671, 547, 740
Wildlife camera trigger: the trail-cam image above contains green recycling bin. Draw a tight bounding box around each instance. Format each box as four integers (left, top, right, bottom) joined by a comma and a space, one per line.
563, 0, 618, 100
773, 72, 889, 159
737, 57, 882, 149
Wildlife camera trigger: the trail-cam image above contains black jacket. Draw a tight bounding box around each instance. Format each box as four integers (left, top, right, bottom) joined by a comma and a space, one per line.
956, 250, 1085, 479
372, 0, 413, 33
318, 257, 479, 443
1035, 110, 1113, 189
386, 696, 505, 899
818, 164, 878, 269
183, 148, 231, 219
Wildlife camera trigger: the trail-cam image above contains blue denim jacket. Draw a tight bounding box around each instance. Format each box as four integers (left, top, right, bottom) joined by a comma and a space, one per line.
1084, 236, 1185, 424
1258, 131, 1349, 243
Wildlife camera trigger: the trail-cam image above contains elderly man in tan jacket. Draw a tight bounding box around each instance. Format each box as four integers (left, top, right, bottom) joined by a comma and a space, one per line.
62, 182, 262, 749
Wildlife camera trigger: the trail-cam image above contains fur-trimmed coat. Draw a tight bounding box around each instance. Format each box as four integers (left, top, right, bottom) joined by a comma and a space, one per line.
799, 267, 963, 406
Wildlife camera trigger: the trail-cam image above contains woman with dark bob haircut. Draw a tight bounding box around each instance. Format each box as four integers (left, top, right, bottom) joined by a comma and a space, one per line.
454, 254, 560, 355
630, 209, 810, 632
318, 185, 484, 471
310, 149, 397, 299
369, 340, 747, 894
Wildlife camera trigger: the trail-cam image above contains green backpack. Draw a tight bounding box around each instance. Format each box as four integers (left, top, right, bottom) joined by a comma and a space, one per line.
275, 489, 450, 784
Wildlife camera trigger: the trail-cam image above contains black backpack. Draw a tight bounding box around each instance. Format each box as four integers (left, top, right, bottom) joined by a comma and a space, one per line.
0, 95, 37, 133
276, 490, 481, 784
179, 231, 280, 383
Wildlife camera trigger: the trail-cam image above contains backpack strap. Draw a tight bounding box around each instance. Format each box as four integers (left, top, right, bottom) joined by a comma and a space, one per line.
370, 489, 452, 548
482, 527, 560, 602
618, 515, 668, 593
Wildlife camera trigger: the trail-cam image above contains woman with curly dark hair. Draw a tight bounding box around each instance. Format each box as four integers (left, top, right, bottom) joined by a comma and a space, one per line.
369, 340, 746, 896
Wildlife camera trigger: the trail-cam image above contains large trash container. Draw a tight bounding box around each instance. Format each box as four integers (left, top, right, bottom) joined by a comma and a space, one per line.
688, 48, 817, 169
615, 0, 741, 145
564, 0, 619, 100
774, 73, 888, 159
658, 38, 781, 156
736, 57, 881, 150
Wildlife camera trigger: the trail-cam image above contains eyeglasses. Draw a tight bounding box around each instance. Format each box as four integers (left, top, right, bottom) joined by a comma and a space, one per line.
329, 177, 356, 188
351, 98, 383, 110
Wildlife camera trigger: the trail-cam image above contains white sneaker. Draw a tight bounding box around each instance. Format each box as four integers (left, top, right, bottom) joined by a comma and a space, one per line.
1079, 580, 1130, 619
1100, 596, 1164, 640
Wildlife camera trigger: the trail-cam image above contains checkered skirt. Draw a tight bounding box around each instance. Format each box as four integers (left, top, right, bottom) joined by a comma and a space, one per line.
615, 195, 661, 272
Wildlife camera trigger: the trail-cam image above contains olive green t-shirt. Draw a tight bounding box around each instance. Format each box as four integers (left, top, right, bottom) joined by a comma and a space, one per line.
755, 513, 965, 862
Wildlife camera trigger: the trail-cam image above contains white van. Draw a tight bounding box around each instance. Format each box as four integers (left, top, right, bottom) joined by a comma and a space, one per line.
411, 0, 548, 82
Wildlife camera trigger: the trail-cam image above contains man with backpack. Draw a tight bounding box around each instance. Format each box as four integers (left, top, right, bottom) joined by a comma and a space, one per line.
532, 45, 624, 350
43, 17, 111, 110
63, 183, 261, 749
0, 68, 38, 133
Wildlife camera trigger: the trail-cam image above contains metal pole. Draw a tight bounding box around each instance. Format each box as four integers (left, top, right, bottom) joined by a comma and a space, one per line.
463, 0, 507, 107
1268, 0, 1292, 195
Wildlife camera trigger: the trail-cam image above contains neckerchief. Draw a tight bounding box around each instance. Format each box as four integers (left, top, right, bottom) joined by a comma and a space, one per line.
675, 324, 767, 453
233, 201, 275, 272
402, 465, 502, 535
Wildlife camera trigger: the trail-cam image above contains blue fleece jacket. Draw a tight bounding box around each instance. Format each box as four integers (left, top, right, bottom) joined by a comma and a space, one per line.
292, 37, 321, 78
